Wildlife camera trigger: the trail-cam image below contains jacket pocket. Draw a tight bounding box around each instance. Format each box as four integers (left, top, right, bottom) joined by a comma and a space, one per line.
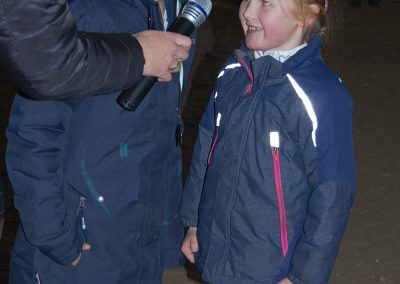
269, 131, 288, 257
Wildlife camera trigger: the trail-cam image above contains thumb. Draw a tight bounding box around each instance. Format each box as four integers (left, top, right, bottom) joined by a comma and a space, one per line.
190, 237, 199, 252
82, 243, 91, 251
172, 33, 192, 49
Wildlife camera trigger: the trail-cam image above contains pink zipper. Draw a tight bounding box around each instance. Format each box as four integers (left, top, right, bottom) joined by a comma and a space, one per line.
238, 59, 254, 94
207, 113, 222, 165
271, 146, 288, 257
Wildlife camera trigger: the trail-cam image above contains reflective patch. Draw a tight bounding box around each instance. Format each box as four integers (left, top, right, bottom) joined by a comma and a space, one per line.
269, 131, 280, 148
286, 74, 318, 147
225, 63, 241, 69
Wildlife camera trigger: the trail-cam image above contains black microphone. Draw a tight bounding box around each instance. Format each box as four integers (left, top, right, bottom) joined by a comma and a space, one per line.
117, 0, 212, 111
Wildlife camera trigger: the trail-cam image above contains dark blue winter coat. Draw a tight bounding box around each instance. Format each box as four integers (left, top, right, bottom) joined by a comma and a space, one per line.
6, 0, 194, 283
181, 38, 356, 284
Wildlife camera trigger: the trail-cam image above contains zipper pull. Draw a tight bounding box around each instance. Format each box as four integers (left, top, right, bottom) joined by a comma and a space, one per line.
76, 197, 87, 230
81, 216, 87, 230
270, 131, 280, 156
76, 197, 85, 216
176, 114, 184, 147
216, 113, 222, 127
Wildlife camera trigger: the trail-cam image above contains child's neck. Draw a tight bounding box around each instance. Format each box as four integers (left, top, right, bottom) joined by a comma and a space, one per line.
254, 42, 307, 62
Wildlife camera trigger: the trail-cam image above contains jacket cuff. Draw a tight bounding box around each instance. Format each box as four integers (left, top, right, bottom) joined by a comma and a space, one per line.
110, 33, 145, 88
288, 272, 302, 283
182, 217, 198, 227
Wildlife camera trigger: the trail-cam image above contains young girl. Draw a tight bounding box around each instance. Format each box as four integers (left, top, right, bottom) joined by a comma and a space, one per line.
180, 0, 355, 283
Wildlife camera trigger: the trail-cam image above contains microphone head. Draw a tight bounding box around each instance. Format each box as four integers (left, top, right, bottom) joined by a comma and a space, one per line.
179, 0, 212, 28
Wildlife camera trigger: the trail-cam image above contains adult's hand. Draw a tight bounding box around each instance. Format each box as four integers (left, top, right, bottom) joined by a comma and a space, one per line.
71, 243, 91, 267
134, 30, 192, 82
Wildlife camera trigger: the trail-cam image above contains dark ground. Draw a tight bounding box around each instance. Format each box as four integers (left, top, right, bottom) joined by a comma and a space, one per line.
1, 0, 400, 283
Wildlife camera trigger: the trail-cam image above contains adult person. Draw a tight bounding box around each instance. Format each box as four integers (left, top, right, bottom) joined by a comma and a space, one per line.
6, 0, 196, 282
0, 0, 191, 99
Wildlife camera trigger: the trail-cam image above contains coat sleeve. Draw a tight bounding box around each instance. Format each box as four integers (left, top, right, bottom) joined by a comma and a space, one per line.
180, 93, 216, 227
0, 0, 144, 99
6, 96, 83, 266
288, 90, 356, 284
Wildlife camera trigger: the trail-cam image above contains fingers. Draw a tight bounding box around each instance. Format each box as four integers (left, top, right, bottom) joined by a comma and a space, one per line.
168, 61, 181, 72
277, 278, 293, 284
71, 254, 81, 267
181, 241, 195, 263
82, 243, 91, 251
158, 73, 173, 82
181, 227, 198, 263
71, 243, 91, 267
171, 32, 192, 49
134, 30, 192, 81
190, 235, 199, 252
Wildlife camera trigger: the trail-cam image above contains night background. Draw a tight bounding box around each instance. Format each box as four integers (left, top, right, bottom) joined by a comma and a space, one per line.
1, 0, 400, 282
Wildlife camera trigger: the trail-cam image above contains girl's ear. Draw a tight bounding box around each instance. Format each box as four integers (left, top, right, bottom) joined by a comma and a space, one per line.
298, 4, 320, 28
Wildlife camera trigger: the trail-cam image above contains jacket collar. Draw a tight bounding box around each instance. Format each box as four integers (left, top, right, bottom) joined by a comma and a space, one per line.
234, 36, 322, 78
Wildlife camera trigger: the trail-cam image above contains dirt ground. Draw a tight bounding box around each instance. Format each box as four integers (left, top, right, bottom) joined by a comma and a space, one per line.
1, 0, 400, 283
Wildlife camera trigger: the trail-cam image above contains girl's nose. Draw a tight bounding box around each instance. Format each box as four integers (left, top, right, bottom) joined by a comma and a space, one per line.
242, 0, 257, 21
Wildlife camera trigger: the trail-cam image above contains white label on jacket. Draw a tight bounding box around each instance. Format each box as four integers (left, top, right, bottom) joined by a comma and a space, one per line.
216, 113, 222, 127
270, 131, 280, 148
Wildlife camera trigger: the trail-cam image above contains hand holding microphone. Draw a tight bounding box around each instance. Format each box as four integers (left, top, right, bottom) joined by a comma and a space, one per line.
134, 30, 191, 82
117, 0, 212, 111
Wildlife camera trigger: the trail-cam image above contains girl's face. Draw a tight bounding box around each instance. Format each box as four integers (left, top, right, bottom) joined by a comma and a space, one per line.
239, 0, 305, 51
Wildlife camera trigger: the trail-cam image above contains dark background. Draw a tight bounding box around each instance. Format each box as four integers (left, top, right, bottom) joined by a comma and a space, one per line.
1, 0, 400, 283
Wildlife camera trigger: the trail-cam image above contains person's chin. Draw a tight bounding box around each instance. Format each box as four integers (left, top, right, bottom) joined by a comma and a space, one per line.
245, 40, 264, 51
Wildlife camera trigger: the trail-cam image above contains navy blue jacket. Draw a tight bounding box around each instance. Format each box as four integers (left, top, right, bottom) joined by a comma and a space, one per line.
181, 38, 356, 284
6, 0, 194, 283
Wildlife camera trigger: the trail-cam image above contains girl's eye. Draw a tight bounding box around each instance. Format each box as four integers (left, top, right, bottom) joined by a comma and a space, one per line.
261, 0, 271, 6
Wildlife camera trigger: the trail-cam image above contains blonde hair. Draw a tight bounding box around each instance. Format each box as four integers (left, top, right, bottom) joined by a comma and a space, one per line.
292, 0, 330, 42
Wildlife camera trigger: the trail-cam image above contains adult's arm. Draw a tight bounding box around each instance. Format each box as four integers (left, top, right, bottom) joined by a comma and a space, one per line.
0, 0, 143, 99
6, 96, 83, 265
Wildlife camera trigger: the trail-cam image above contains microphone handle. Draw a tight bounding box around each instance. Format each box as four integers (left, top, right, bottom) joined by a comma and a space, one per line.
117, 18, 195, 111
117, 76, 157, 111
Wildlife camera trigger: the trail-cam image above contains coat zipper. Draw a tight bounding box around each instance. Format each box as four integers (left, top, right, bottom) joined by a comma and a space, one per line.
76, 197, 87, 231
207, 113, 221, 165
270, 132, 288, 257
